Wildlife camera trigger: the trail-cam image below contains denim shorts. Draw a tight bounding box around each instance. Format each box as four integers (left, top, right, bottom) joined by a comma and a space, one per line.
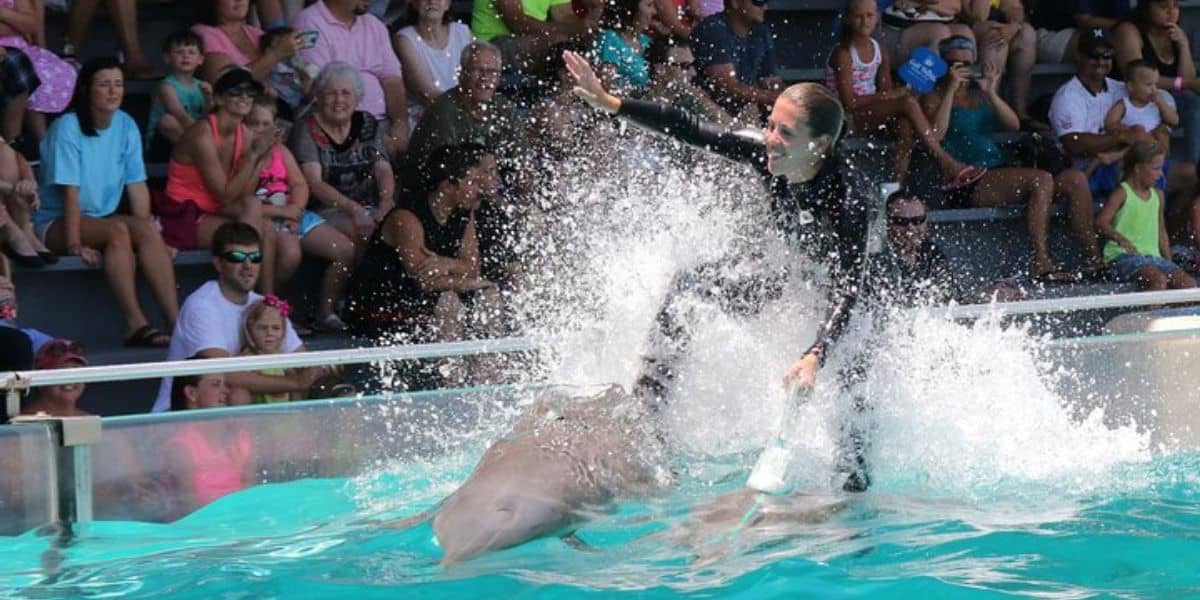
1108, 253, 1182, 282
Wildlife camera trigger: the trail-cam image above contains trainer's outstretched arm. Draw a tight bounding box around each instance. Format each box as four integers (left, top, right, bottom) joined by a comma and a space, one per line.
564, 50, 622, 114
563, 50, 765, 168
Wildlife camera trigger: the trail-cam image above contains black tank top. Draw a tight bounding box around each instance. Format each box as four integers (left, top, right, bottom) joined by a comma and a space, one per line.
1139, 28, 1179, 78
346, 197, 472, 326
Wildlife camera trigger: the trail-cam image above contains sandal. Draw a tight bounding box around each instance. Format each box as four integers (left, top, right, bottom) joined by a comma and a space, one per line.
941, 165, 988, 191
1031, 269, 1079, 285
123, 325, 171, 348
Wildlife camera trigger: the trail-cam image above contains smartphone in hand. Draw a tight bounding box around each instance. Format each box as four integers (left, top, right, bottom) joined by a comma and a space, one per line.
297, 30, 319, 50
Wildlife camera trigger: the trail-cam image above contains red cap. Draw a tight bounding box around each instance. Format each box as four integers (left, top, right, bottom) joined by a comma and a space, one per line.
35, 339, 88, 370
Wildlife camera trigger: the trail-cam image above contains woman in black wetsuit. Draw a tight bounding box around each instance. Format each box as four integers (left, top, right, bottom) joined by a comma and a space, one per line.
564, 50, 878, 394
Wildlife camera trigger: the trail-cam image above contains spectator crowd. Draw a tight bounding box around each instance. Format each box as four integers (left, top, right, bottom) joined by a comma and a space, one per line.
2, 0, 1200, 422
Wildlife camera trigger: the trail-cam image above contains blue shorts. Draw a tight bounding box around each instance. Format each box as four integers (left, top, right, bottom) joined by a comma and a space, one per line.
272, 211, 327, 238
1108, 253, 1182, 282
299, 211, 325, 237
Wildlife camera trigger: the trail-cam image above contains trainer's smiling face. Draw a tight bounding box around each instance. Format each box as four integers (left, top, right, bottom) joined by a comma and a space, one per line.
764, 97, 828, 180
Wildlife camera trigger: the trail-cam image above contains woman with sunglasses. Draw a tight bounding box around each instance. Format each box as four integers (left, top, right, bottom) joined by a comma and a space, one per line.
36, 57, 179, 348
921, 35, 1105, 283
163, 67, 290, 296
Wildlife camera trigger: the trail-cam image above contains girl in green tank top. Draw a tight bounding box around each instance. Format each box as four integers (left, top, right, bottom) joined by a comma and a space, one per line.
1096, 141, 1196, 290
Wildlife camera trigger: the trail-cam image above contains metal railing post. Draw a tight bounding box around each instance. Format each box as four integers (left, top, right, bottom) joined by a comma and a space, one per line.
12, 415, 101, 533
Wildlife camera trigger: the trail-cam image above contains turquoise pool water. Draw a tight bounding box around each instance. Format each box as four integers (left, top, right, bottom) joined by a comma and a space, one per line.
2, 447, 1198, 598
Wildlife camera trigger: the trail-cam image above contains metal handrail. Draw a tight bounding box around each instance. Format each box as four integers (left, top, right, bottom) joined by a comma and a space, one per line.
939, 288, 1200, 320
0, 336, 539, 390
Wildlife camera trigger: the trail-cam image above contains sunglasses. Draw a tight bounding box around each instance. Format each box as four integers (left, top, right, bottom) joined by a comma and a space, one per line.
224, 84, 257, 97
1088, 49, 1115, 60
219, 250, 263, 264
889, 215, 927, 227
750, 0, 768, 7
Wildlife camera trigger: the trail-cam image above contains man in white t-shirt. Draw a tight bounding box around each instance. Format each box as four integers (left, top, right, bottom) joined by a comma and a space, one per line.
1050, 28, 1152, 196
151, 223, 317, 412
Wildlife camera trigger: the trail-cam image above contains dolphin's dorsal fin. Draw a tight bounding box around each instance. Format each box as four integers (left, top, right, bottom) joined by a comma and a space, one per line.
561, 533, 598, 553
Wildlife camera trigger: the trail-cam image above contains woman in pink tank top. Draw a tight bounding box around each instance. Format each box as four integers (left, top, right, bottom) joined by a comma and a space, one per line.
159, 67, 288, 295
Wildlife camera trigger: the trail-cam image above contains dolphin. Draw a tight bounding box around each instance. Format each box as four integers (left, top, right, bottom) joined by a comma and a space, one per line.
387, 385, 672, 564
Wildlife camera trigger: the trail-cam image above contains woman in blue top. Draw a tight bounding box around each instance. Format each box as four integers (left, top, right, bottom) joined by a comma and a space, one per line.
36, 57, 180, 347
921, 35, 1104, 283
595, 0, 656, 92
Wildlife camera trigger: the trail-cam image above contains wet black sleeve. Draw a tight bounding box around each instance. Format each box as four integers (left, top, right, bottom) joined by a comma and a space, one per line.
616, 98, 767, 170
807, 169, 871, 360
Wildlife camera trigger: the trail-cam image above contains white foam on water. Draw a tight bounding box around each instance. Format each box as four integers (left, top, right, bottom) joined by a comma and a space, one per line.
856, 309, 1152, 501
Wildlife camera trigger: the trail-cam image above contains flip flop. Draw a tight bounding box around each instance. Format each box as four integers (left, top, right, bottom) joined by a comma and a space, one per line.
1031, 269, 1079, 285
941, 165, 988, 191
123, 325, 170, 348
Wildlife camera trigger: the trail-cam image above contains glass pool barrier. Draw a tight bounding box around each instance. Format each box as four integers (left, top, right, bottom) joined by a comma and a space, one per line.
4, 287, 1200, 538
0, 337, 538, 536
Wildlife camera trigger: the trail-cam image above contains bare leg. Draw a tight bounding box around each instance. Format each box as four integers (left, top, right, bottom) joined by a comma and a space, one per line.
892, 116, 915, 183
971, 167, 1057, 273
106, 0, 156, 78
1169, 269, 1197, 289
257, 219, 278, 295
1136, 266, 1169, 291
46, 217, 152, 339
853, 94, 972, 177
300, 223, 355, 320
1008, 23, 1037, 119
110, 214, 181, 326
1054, 169, 1104, 269
64, 0, 100, 53
274, 229, 303, 289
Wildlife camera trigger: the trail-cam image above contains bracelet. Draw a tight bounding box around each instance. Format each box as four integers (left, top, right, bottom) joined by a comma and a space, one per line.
1175, 76, 1184, 92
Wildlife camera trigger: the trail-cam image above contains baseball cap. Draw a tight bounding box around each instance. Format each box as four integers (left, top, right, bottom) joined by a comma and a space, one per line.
213, 67, 265, 95
1078, 27, 1115, 57
35, 339, 88, 370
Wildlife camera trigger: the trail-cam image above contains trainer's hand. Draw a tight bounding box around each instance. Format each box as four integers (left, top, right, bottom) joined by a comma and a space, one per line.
564, 50, 621, 114
781, 348, 820, 390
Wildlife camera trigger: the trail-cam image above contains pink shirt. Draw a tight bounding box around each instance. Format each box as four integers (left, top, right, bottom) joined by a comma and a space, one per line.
292, 1, 403, 121
192, 23, 265, 68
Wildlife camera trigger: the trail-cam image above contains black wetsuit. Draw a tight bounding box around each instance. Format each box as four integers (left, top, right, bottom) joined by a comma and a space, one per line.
617, 98, 875, 383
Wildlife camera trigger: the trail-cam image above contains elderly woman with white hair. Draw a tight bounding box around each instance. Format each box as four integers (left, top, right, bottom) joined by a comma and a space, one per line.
288, 61, 397, 249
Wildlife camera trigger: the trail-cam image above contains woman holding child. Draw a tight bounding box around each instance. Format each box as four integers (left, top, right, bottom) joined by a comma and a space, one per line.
162, 67, 294, 297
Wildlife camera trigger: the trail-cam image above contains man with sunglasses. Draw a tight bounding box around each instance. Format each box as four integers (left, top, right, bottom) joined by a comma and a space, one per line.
1050, 28, 1153, 199
690, 0, 781, 115
152, 222, 317, 413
